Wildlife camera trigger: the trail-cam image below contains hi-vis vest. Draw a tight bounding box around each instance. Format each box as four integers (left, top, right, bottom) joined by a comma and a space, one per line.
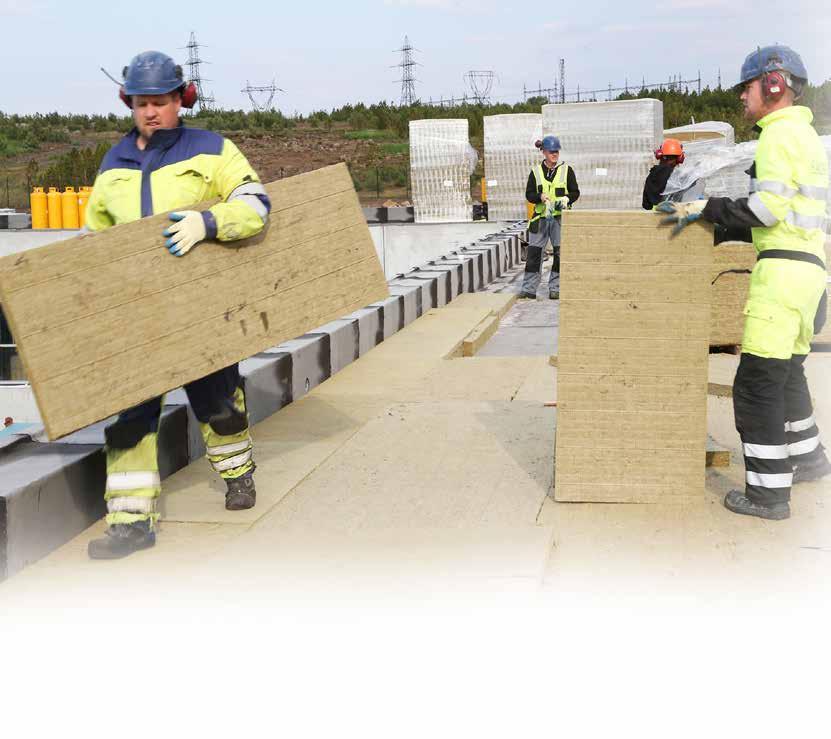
529, 162, 570, 224
747, 105, 828, 262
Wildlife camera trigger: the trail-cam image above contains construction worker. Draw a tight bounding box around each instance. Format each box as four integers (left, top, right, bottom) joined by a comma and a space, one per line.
642, 138, 685, 209
521, 135, 580, 300
84, 51, 271, 558
658, 45, 829, 520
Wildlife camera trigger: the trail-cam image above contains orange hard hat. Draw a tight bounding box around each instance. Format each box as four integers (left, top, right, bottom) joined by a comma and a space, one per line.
661, 138, 684, 157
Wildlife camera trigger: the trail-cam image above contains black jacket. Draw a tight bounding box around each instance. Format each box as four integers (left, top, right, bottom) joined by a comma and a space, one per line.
642, 162, 676, 210
526, 161, 580, 207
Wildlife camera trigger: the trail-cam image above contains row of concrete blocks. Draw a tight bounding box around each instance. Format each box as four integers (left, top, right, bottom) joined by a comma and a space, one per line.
0, 225, 526, 579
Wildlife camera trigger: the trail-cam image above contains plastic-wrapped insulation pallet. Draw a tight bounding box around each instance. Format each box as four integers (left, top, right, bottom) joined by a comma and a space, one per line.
409, 119, 475, 223
483, 113, 542, 221
542, 99, 663, 210
664, 121, 735, 145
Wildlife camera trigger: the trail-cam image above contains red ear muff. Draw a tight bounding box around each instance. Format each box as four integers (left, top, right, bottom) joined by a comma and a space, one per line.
762, 71, 786, 101
677, 151, 685, 165
654, 147, 663, 161
119, 87, 133, 109
180, 82, 198, 109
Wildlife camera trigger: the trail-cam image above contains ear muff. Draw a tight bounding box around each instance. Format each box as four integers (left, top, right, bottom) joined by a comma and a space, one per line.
654, 147, 663, 161
119, 87, 133, 108
761, 71, 787, 101
179, 82, 198, 109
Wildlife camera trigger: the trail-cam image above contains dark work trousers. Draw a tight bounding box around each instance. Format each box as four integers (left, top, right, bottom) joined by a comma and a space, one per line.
733, 352, 827, 506
110, 364, 243, 441
522, 216, 561, 295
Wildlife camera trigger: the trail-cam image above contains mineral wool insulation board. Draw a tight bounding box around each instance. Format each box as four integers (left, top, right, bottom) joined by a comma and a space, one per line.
0, 163, 389, 440
554, 211, 713, 503
410, 119, 473, 223
483, 113, 542, 222
709, 241, 831, 346
542, 99, 663, 210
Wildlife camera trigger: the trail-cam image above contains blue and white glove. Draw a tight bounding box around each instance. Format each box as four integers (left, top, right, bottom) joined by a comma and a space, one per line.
163, 211, 207, 256
655, 200, 707, 237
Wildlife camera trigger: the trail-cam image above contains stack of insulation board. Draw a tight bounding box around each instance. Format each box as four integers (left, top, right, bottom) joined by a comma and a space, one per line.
554, 211, 712, 503
710, 241, 756, 346
483, 113, 542, 222
409, 119, 473, 223
709, 241, 831, 347
541, 99, 663, 210
664, 121, 735, 145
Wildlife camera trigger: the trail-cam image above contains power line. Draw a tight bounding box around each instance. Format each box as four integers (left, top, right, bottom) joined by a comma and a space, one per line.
393, 35, 420, 107
241, 79, 284, 111
183, 31, 215, 112
523, 71, 703, 103
464, 70, 495, 105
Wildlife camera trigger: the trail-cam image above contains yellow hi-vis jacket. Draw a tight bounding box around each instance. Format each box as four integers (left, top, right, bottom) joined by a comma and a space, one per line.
85, 124, 270, 240
742, 106, 829, 359
529, 162, 571, 223
747, 105, 828, 261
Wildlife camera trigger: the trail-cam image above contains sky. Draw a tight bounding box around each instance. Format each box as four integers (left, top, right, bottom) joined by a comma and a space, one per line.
1, 0, 829, 116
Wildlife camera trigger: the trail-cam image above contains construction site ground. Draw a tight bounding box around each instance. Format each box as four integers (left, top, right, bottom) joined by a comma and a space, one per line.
3, 255, 831, 620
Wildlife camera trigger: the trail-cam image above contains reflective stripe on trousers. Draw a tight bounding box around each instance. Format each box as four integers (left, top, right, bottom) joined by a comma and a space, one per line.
734, 352, 826, 505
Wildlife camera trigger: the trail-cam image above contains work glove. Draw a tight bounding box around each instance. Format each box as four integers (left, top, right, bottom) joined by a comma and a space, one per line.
655, 199, 707, 237
163, 211, 207, 256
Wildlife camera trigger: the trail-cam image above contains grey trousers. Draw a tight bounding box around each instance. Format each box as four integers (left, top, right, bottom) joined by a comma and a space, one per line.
521, 216, 561, 295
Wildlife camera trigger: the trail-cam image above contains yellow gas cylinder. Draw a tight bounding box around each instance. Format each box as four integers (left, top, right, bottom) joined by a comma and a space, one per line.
30, 187, 49, 229
46, 187, 63, 229
526, 202, 535, 221
77, 186, 92, 228
61, 186, 80, 229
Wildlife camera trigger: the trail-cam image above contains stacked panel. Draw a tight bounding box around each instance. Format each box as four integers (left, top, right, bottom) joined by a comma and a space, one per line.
409, 119, 474, 223
483, 113, 543, 222
542, 99, 663, 210
555, 211, 712, 502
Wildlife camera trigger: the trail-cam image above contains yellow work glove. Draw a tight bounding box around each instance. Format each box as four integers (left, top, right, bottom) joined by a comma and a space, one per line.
655, 199, 707, 237
163, 210, 208, 257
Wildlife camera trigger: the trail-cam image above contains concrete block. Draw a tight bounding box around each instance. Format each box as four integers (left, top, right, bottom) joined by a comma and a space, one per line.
267, 335, 333, 402
465, 244, 498, 284
404, 272, 446, 308
418, 263, 463, 302
0, 443, 105, 580
388, 283, 422, 326
239, 353, 293, 426
388, 279, 434, 316
473, 241, 502, 278
440, 253, 480, 294
314, 318, 361, 374
343, 306, 385, 356
369, 295, 405, 339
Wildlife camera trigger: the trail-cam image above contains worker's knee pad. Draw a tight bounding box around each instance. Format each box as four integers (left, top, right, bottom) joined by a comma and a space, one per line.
207, 400, 248, 437
105, 418, 154, 450
525, 246, 543, 274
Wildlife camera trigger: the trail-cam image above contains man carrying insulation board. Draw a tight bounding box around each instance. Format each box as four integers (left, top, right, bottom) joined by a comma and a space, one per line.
83, 51, 271, 558
658, 45, 829, 521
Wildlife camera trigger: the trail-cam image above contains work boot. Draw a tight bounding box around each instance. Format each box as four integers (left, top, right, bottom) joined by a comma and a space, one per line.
549, 290, 560, 300
88, 520, 156, 560
793, 456, 831, 484
225, 470, 256, 510
517, 292, 536, 300
723, 490, 790, 521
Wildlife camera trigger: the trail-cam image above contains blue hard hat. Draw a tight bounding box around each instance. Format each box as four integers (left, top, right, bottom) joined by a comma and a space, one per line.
541, 135, 561, 152
739, 45, 808, 86
123, 51, 184, 96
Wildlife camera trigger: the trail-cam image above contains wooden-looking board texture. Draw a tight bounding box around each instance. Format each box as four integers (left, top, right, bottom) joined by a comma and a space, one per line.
0, 163, 388, 439
555, 210, 713, 502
